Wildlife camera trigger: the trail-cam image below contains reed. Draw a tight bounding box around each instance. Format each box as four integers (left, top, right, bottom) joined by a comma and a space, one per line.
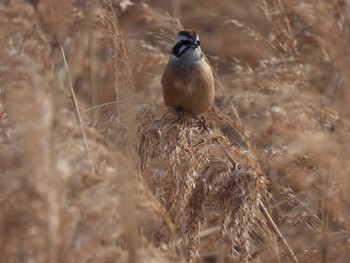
1, 0, 349, 262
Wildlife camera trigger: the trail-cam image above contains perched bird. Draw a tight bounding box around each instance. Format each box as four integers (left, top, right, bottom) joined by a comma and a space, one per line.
161, 30, 215, 116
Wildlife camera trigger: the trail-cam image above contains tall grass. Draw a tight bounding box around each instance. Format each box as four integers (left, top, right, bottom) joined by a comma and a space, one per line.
1, 0, 349, 262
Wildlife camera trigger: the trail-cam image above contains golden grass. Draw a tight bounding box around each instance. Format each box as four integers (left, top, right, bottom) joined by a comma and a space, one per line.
1, 0, 350, 262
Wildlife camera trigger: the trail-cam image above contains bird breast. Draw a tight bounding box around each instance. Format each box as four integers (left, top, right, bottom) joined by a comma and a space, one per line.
161, 60, 215, 116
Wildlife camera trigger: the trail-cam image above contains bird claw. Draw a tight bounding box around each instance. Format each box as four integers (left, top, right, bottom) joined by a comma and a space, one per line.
175, 106, 185, 120
198, 115, 210, 132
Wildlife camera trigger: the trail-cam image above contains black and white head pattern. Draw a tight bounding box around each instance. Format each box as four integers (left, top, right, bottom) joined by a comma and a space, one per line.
171, 30, 203, 60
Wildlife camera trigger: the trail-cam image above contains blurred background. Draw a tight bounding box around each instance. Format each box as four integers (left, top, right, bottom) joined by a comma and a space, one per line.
1, 0, 350, 262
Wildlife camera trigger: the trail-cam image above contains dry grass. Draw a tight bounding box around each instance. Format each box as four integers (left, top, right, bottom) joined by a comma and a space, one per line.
136, 107, 269, 261
1, 0, 350, 262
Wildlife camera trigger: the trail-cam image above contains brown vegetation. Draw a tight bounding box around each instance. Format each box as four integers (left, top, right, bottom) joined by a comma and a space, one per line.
0, 0, 349, 262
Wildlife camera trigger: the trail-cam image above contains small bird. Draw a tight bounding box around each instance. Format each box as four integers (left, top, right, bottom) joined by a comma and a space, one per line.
161, 30, 215, 116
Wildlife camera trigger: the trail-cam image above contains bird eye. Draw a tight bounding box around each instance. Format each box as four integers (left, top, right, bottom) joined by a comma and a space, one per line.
196, 40, 200, 46
182, 40, 191, 45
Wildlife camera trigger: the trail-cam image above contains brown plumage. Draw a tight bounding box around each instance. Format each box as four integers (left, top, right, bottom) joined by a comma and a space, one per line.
161, 30, 215, 116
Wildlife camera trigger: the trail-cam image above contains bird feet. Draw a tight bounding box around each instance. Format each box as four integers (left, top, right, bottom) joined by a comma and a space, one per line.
198, 115, 210, 132
173, 107, 209, 132
175, 106, 185, 120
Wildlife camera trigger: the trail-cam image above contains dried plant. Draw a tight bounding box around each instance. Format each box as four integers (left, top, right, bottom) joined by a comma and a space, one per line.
136, 105, 269, 261
2, 0, 350, 262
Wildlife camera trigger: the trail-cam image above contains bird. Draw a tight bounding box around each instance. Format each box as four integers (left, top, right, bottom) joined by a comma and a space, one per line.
161, 30, 215, 117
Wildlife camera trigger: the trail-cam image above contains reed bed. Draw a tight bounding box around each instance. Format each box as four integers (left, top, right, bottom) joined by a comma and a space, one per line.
1, 0, 349, 262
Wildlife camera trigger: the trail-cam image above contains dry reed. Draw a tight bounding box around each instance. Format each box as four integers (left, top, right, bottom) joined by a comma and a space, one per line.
1, 0, 350, 262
